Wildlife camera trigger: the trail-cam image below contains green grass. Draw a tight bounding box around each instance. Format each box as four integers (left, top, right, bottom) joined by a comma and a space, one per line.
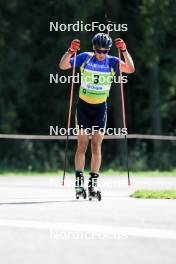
101, 169, 176, 177
0, 169, 176, 177
131, 190, 176, 199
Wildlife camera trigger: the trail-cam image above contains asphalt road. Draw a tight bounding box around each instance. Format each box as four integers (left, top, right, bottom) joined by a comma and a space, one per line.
0, 175, 176, 264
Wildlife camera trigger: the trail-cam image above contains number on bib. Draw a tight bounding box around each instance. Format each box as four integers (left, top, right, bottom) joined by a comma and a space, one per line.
94, 75, 99, 84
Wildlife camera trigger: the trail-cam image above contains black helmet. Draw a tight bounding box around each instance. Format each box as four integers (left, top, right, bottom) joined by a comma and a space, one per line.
92, 33, 112, 49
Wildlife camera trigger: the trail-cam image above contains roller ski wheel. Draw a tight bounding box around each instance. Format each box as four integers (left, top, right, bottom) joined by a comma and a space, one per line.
75, 188, 87, 200
88, 189, 101, 201
97, 191, 102, 201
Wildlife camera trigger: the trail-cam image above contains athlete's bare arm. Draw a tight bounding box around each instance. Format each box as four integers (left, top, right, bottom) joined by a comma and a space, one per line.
59, 52, 72, 70
120, 50, 135, 73
114, 38, 135, 74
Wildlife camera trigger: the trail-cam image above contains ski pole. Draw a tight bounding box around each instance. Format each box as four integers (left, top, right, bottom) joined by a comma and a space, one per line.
105, 14, 131, 185
118, 48, 131, 186
62, 51, 77, 186
105, 14, 115, 36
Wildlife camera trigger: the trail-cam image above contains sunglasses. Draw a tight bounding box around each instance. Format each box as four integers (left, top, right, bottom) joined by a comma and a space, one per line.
95, 49, 109, 54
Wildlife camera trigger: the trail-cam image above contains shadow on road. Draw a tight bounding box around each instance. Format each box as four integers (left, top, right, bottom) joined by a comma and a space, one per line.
0, 199, 93, 206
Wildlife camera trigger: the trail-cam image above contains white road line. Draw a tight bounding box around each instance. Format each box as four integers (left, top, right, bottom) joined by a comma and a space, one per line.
0, 219, 176, 240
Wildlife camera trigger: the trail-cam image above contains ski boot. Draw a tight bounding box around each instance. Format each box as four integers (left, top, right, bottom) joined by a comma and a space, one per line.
88, 173, 101, 201
75, 171, 87, 200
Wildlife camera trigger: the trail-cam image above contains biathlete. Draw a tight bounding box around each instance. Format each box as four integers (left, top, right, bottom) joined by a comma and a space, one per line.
59, 33, 134, 200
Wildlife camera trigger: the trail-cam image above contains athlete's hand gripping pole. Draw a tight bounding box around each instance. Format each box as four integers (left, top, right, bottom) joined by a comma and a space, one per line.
62, 51, 77, 186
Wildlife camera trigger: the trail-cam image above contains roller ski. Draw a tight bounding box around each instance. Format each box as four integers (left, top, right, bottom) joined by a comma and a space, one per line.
88, 173, 102, 201
75, 171, 87, 200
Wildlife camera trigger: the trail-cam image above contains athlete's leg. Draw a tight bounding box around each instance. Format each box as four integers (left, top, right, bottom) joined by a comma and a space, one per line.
90, 131, 104, 173
88, 131, 103, 200
75, 130, 89, 171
